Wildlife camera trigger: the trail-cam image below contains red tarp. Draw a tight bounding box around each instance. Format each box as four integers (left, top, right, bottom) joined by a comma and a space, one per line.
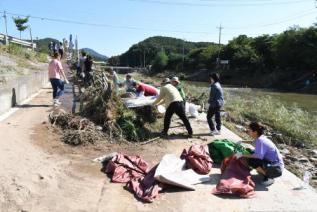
105, 154, 162, 203
105, 145, 214, 203
127, 165, 163, 203
212, 156, 255, 198
105, 154, 149, 183
181, 144, 213, 174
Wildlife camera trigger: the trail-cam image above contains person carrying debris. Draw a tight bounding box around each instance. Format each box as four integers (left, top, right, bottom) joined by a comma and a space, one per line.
121, 74, 136, 93
58, 42, 64, 59
235, 122, 284, 186
108, 68, 120, 93
48, 42, 54, 56
171, 76, 186, 103
132, 81, 159, 97
48, 52, 69, 106
207, 73, 224, 135
153, 78, 193, 138
84, 55, 93, 86
78, 51, 87, 77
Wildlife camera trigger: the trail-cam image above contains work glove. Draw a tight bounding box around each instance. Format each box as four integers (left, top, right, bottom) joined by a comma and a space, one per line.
234, 152, 243, 159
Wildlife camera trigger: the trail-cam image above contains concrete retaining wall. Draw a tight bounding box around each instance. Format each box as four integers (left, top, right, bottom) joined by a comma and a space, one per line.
0, 70, 48, 115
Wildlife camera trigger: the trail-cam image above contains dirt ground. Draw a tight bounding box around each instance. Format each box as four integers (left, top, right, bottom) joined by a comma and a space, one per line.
1, 87, 317, 212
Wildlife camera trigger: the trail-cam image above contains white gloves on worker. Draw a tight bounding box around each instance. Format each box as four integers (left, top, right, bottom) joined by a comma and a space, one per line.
235, 152, 243, 159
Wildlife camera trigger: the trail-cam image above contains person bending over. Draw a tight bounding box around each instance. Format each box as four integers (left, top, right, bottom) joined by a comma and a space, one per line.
132, 81, 158, 97
152, 78, 193, 138
236, 122, 284, 186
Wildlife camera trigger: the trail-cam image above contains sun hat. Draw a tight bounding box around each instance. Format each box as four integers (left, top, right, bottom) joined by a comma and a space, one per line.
171, 76, 180, 83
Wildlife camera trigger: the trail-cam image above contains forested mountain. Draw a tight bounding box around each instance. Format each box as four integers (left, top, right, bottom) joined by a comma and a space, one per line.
108, 36, 217, 69
109, 27, 317, 93
81, 48, 108, 61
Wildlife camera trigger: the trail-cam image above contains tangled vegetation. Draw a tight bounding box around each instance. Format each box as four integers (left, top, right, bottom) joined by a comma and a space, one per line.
0, 44, 47, 63
224, 92, 317, 146
49, 68, 161, 144
49, 109, 107, 145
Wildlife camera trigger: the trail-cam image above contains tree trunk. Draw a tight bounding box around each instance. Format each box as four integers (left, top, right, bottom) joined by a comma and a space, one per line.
19, 31, 21, 39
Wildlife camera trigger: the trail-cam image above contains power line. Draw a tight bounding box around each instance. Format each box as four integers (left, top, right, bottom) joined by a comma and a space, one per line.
127, 0, 312, 7
3, 11, 206, 38
0, 11, 218, 35
225, 9, 317, 30
1, 9, 315, 38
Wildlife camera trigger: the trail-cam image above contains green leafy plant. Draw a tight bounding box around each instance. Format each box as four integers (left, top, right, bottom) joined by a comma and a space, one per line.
12, 16, 29, 39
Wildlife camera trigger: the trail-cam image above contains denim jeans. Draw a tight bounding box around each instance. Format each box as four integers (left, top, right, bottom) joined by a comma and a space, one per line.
50, 78, 64, 99
207, 106, 221, 131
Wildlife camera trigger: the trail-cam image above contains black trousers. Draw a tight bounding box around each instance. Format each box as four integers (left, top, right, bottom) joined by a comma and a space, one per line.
247, 158, 283, 179
207, 106, 221, 131
163, 101, 193, 135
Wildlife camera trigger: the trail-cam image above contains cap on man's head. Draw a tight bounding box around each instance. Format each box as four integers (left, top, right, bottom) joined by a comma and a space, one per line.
162, 78, 170, 84
171, 76, 180, 83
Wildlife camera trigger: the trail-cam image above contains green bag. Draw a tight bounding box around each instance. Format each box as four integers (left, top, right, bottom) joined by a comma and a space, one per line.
208, 139, 253, 163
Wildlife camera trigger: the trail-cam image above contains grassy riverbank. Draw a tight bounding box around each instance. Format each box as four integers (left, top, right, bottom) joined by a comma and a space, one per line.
0, 44, 47, 65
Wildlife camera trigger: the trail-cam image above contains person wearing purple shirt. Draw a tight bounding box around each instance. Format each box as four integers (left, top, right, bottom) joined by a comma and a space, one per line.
236, 122, 284, 186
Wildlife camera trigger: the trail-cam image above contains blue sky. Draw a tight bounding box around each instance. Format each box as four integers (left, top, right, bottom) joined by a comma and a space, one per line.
0, 0, 316, 56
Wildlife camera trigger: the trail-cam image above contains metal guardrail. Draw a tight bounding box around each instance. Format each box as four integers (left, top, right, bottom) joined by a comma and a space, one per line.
93, 63, 147, 73
0, 33, 36, 49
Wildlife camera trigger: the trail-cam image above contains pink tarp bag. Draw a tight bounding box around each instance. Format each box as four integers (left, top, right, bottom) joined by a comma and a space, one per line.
181, 144, 213, 174
126, 165, 163, 203
105, 153, 162, 203
212, 156, 255, 198
106, 154, 149, 183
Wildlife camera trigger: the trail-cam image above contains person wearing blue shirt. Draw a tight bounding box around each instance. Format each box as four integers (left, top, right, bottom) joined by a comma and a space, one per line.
207, 73, 224, 135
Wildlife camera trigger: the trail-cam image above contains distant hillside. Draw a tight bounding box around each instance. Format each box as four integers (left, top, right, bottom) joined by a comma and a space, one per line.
33, 38, 59, 54
81, 48, 108, 61
113, 36, 216, 67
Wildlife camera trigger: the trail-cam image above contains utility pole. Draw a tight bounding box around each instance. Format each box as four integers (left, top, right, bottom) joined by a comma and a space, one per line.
75, 35, 79, 65
216, 24, 223, 66
28, 25, 34, 50
3, 11, 8, 45
182, 38, 185, 71
143, 49, 146, 68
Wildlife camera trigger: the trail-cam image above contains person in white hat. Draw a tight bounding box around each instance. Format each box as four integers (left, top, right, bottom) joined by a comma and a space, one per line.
152, 78, 193, 138
171, 76, 186, 103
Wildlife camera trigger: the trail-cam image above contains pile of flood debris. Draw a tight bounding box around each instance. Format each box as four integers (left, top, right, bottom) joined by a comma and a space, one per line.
49, 69, 160, 145
49, 109, 107, 145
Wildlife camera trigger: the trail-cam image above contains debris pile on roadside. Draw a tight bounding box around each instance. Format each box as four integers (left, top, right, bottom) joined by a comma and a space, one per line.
49, 109, 107, 145
49, 68, 160, 144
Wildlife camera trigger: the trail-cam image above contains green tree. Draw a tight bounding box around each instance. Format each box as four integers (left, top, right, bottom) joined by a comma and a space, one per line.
222, 35, 259, 71
251, 34, 275, 71
152, 50, 168, 72
13, 16, 29, 39
107, 56, 120, 66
